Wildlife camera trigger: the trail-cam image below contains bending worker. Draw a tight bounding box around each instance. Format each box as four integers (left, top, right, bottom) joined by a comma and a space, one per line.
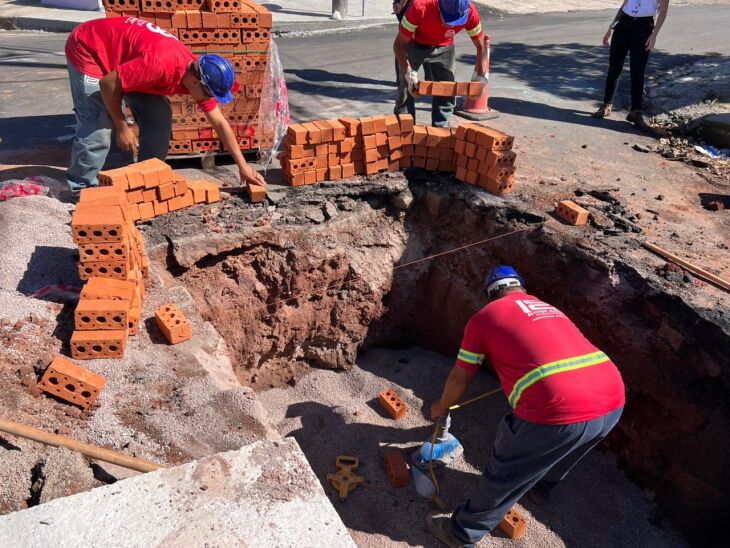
64, 16, 265, 191
427, 266, 625, 547
394, 0, 487, 127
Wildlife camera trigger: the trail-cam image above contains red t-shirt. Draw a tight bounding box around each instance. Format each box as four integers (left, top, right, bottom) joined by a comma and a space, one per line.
456, 292, 625, 425
65, 17, 216, 112
400, 0, 483, 46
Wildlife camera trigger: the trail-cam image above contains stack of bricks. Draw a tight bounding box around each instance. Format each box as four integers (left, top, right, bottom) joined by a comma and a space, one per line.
97, 158, 221, 220
405, 125, 456, 172
101, 0, 273, 157
454, 123, 516, 195
281, 118, 359, 186
70, 187, 147, 360
416, 80, 485, 97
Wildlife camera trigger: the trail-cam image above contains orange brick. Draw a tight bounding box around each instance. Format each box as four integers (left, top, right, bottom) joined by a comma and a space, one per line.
316, 167, 328, 181
385, 115, 401, 136
202, 10, 217, 27
288, 144, 316, 159
287, 172, 307, 186
157, 182, 175, 201
363, 135, 377, 150
465, 170, 478, 185
425, 157, 439, 171
71, 207, 126, 244
486, 165, 516, 182
416, 81, 432, 95
247, 182, 266, 203
468, 81, 486, 97
399, 156, 412, 169
300, 122, 321, 144
206, 183, 221, 203
173, 179, 188, 196
384, 450, 409, 488
315, 155, 328, 169
155, 303, 192, 345
398, 113, 414, 132
138, 201, 155, 220
171, 10, 186, 27
341, 163, 356, 178
78, 239, 130, 263
339, 138, 355, 153
430, 81, 456, 96
287, 123, 308, 145
97, 166, 130, 188
486, 150, 517, 167
360, 116, 375, 135
153, 200, 169, 216
75, 298, 130, 331
329, 164, 343, 180
186, 180, 208, 203
456, 166, 468, 181
475, 127, 514, 151
372, 115, 387, 134
456, 81, 470, 96
498, 508, 527, 540
80, 277, 136, 302
128, 306, 141, 336
216, 12, 231, 26
142, 188, 157, 202
412, 125, 428, 146
38, 356, 105, 409
482, 175, 515, 195
70, 329, 127, 360
326, 119, 346, 141
388, 135, 402, 150
379, 388, 407, 420
79, 259, 130, 281
312, 120, 333, 142
556, 200, 589, 226
339, 117, 361, 137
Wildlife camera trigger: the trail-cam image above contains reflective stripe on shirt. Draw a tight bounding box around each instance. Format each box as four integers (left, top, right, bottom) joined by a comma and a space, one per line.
508, 351, 610, 408
457, 348, 484, 366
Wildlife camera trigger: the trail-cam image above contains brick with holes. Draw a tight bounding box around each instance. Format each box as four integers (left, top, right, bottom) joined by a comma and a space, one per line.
70, 329, 127, 360
75, 299, 130, 331
556, 200, 589, 226
38, 356, 106, 409
379, 388, 408, 419
155, 304, 192, 344
498, 507, 527, 540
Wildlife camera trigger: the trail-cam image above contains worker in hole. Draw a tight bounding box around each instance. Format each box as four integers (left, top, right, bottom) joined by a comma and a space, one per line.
427, 266, 625, 547
394, 0, 488, 127
64, 16, 266, 192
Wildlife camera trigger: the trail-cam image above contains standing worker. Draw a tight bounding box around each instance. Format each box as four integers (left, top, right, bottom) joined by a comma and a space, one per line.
64, 16, 266, 192
591, 0, 670, 131
394, 0, 488, 127
427, 266, 625, 547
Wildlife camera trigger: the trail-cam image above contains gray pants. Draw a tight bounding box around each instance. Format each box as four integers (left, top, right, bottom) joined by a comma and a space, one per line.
450, 407, 624, 545
66, 63, 172, 190
395, 42, 456, 127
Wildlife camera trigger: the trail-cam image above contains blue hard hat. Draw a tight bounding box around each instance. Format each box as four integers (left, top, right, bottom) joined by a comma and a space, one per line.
438, 0, 470, 26
197, 54, 236, 105
484, 265, 525, 296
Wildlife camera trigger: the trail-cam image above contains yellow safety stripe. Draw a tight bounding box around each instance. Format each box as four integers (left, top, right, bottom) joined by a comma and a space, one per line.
508, 351, 610, 408
401, 16, 417, 33
467, 23, 482, 37
457, 348, 484, 365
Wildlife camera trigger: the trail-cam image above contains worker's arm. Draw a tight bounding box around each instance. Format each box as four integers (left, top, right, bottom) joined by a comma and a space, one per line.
99, 70, 137, 153
472, 35, 488, 78
203, 106, 266, 187
394, 32, 419, 95
646, 0, 669, 50
603, 0, 629, 46
431, 365, 478, 420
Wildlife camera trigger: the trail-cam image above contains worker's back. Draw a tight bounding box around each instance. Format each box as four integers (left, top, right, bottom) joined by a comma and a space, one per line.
464, 291, 625, 425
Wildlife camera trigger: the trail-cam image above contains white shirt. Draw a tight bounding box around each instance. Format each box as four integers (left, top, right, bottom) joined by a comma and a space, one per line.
623, 0, 659, 18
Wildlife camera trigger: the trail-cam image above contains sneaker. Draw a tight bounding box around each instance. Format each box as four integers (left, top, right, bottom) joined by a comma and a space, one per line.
591, 104, 612, 118
626, 110, 652, 131
426, 511, 465, 548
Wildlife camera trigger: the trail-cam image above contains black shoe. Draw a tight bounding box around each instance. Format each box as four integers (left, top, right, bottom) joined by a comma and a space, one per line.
591, 104, 612, 118
626, 110, 652, 131
426, 512, 465, 548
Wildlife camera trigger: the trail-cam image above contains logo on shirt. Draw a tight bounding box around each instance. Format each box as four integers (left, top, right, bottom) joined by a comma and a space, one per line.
124, 17, 178, 40
514, 299, 566, 320
444, 29, 456, 38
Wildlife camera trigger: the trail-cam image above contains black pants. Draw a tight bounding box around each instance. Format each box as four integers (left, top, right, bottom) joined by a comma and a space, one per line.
602, 13, 654, 111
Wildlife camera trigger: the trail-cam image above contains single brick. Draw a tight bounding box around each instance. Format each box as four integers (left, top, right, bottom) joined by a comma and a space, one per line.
96, 166, 130, 188
385, 115, 401, 137
180, 189, 195, 209
341, 163, 356, 178
360, 116, 375, 135
385, 450, 410, 488
413, 126, 428, 146
464, 142, 477, 158
138, 201, 155, 220
70, 329, 127, 360
185, 180, 208, 203
247, 182, 266, 203
388, 135, 402, 151
287, 124, 308, 145
486, 150, 517, 167
339, 117, 362, 137
80, 277, 136, 302
557, 200, 589, 226
372, 115, 388, 134
75, 298, 130, 331
363, 134, 377, 150
71, 206, 126, 244
416, 81, 432, 95
400, 156, 412, 169
456, 154, 469, 168
390, 148, 403, 161
128, 305, 141, 336
303, 122, 323, 144
498, 508, 527, 540
413, 156, 426, 168
38, 356, 105, 409
157, 182, 175, 201
455, 166, 468, 181
206, 183, 221, 203
465, 170, 478, 185
304, 170, 317, 185
316, 167, 328, 181
78, 260, 129, 281
327, 119, 346, 141
153, 200, 169, 217
379, 388, 408, 420
456, 81, 470, 96
482, 175, 515, 195
155, 304, 192, 345
171, 10, 186, 27
398, 113, 414, 132
312, 120, 334, 142
142, 188, 157, 202
78, 239, 129, 263
127, 189, 144, 204
315, 155, 328, 169
173, 179, 188, 196
202, 10, 217, 27
475, 146, 489, 162
400, 131, 414, 145
475, 127, 514, 151
375, 132, 388, 147
329, 164, 343, 180
402, 144, 414, 156
468, 81, 486, 97
425, 157, 439, 171
431, 81, 457, 96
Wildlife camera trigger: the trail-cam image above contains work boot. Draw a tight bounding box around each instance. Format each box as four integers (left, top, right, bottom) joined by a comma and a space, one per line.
426, 511, 465, 548
626, 110, 653, 131
591, 104, 612, 118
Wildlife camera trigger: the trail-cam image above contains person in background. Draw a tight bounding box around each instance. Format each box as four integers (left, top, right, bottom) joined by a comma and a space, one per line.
64, 16, 265, 192
592, 0, 670, 131
393, 0, 487, 127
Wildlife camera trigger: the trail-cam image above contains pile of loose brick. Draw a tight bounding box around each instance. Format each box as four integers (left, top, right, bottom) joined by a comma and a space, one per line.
281, 116, 517, 195
101, 0, 273, 157
96, 157, 220, 220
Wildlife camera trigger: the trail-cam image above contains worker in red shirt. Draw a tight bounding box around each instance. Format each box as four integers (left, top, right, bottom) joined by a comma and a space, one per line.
394, 0, 487, 127
427, 266, 625, 547
64, 17, 265, 192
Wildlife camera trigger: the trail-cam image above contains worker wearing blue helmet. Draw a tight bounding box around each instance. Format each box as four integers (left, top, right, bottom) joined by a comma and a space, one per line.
65, 17, 265, 191
394, 0, 488, 127
428, 265, 625, 546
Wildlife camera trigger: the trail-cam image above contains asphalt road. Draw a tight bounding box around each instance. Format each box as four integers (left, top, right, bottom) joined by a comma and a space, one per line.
0, 5, 729, 159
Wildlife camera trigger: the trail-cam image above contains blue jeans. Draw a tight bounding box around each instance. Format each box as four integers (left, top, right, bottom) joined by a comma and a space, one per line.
450, 407, 624, 545
66, 63, 173, 191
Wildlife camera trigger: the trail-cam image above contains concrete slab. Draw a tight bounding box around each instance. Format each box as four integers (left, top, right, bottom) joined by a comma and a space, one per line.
0, 438, 356, 547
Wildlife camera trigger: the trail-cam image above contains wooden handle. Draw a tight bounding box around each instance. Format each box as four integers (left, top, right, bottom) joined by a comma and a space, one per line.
643, 242, 730, 292
0, 418, 163, 473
